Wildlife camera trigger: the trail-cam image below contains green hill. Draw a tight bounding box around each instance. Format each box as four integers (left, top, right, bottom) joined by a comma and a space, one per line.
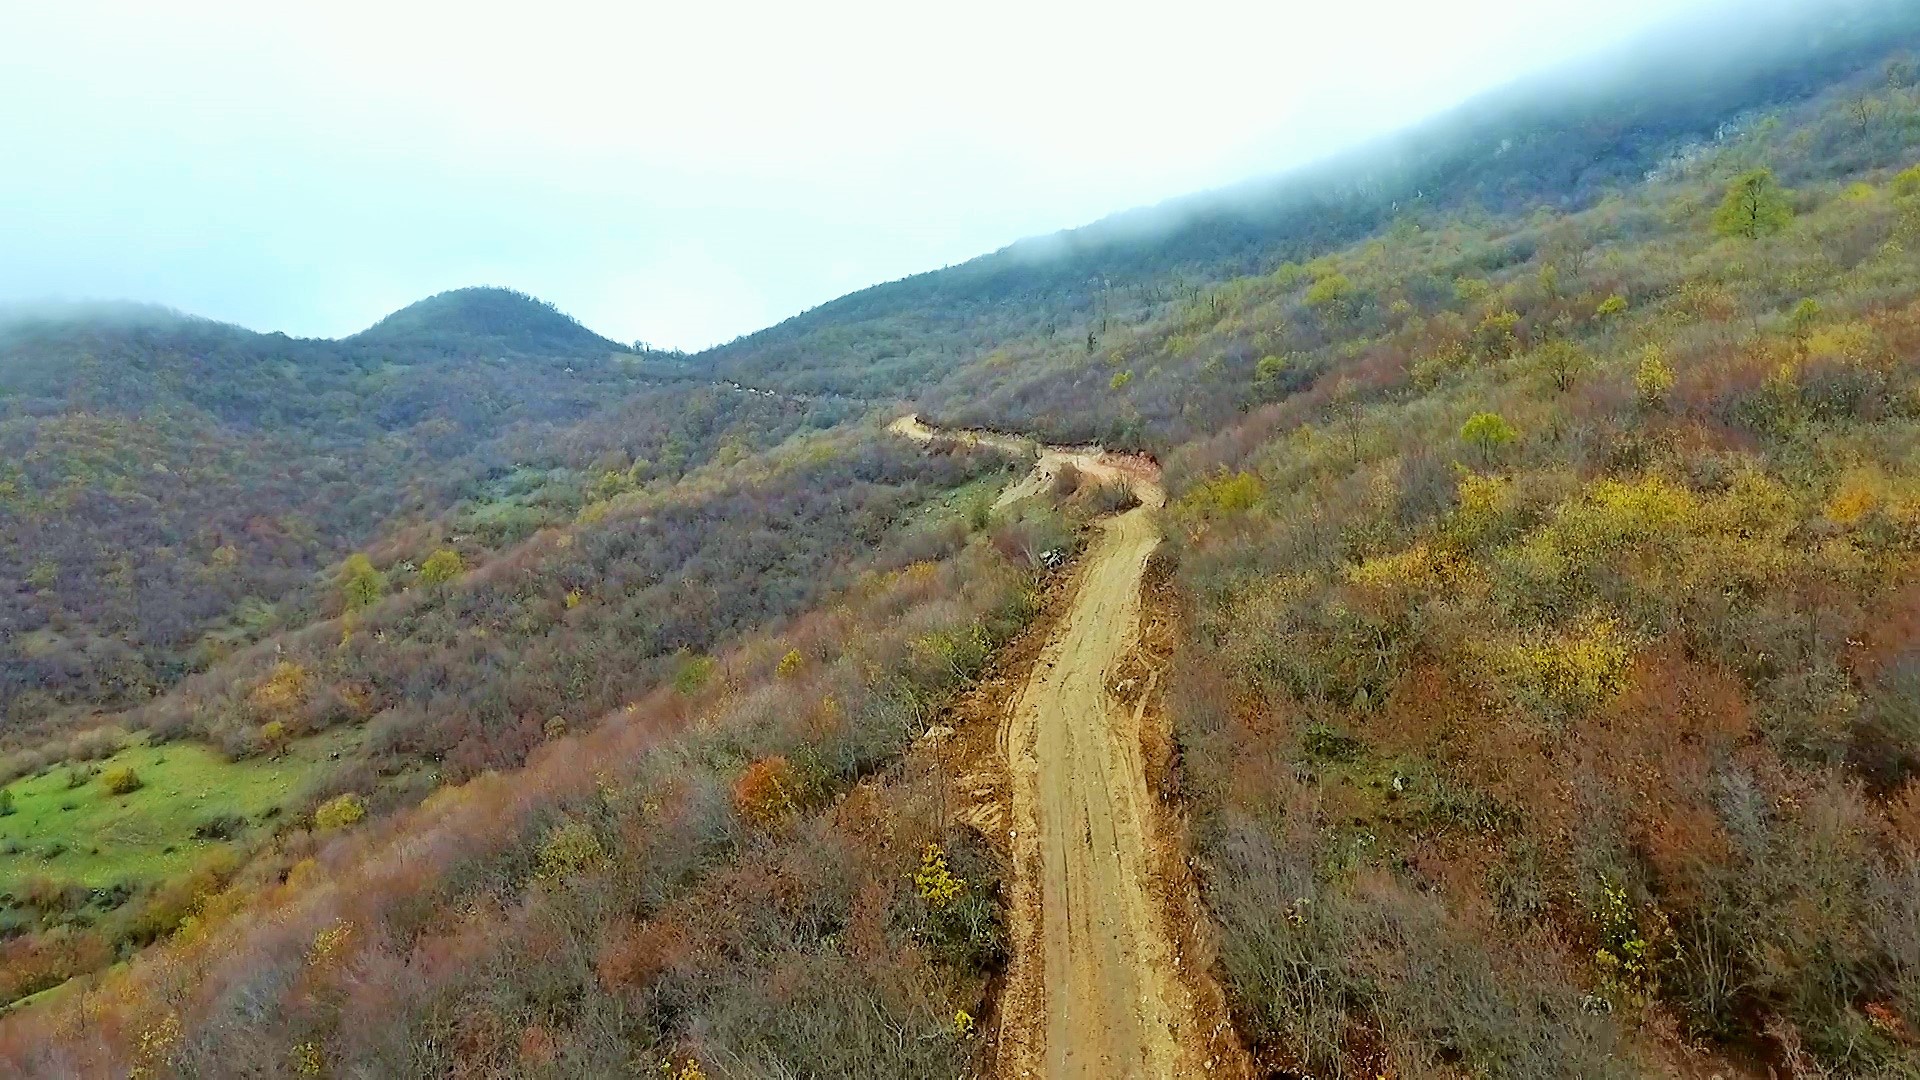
350, 286, 626, 357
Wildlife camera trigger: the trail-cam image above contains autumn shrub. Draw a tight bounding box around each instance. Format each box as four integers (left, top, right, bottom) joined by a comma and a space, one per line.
247, 661, 309, 721
1487, 612, 1635, 720
775, 647, 805, 679
1182, 469, 1263, 515
100, 764, 143, 795
536, 819, 607, 879
913, 833, 1007, 971
313, 792, 367, 830
1851, 651, 1920, 791
987, 503, 1074, 569
732, 755, 800, 826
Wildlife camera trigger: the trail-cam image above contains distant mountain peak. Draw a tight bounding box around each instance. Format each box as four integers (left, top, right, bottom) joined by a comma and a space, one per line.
351, 286, 624, 356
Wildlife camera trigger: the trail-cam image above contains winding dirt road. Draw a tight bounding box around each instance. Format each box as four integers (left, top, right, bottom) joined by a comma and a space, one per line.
892, 416, 1215, 1078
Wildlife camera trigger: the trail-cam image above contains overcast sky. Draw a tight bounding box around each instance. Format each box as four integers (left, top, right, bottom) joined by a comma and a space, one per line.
2, 1, 1720, 350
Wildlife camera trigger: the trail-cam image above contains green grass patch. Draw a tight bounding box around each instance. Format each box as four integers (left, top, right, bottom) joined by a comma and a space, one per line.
906, 472, 1014, 533
0, 727, 356, 892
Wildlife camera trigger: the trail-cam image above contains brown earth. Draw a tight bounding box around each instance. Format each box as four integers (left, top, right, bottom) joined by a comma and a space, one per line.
898, 416, 1246, 1079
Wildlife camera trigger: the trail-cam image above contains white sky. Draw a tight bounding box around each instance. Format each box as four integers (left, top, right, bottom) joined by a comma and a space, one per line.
1, 1, 1720, 349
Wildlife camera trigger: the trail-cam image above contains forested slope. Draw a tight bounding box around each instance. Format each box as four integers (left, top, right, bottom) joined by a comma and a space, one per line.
0, 290, 829, 734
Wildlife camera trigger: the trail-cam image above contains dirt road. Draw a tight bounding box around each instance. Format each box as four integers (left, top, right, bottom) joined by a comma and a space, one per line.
887, 414, 1163, 510
893, 415, 1214, 1078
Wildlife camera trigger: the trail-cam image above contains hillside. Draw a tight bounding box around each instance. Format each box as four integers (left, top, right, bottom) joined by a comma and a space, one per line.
349, 286, 628, 357
0, 295, 704, 735
2, 7, 1919, 1078
704, 0, 1920, 404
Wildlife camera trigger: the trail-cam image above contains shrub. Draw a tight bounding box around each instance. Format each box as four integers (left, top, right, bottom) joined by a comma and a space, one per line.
673, 653, 716, 695
1049, 461, 1083, 500
536, 820, 607, 880
1491, 612, 1634, 718
1305, 272, 1354, 310
1474, 309, 1521, 359
1891, 162, 1920, 198
776, 648, 805, 679
248, 661, 309, 718
1086, 482, 1141, 514
101, 765, 143, 795
919, 833, 1007, 971
192, 813, 247, 841
1183, 470, 1263, 515
1536, 339, 1593, 391
732, 755, 799, 825
915, 843, 964, 908
313, 792, 367, 830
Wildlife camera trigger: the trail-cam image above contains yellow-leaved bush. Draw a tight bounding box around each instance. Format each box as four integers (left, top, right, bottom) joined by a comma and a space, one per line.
537, 820, 607, 880
1483, 611, 1635, 719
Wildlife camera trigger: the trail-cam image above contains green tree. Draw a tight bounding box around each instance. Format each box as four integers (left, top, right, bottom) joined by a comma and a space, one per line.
419, 547, 465, 587
1712, 169, 1792, 240
339, 554, 385, 610
1461, 412, 1518, 451
1537, 339, 1593, 392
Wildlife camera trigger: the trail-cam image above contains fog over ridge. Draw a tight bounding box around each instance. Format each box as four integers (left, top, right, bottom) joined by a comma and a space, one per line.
0, 0, 1881, 349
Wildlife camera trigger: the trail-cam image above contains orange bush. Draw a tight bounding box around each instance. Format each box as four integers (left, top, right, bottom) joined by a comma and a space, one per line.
732, 755, 798, 825
594, 918, 684, 990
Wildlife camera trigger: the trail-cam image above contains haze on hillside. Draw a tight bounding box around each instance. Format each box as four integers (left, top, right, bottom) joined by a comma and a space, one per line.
1, 0, 1727, 350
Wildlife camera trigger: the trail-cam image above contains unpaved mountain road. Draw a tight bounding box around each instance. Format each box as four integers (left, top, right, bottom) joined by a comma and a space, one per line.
892, 415, 1230, 1078
887, 414, 1164, 510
